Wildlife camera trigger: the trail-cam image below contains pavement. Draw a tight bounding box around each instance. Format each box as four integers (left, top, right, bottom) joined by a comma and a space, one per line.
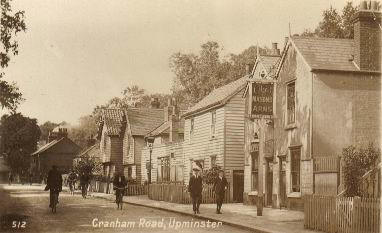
90, 191, 318, 233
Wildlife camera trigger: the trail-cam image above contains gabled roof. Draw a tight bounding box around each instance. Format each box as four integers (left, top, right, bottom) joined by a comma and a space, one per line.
101, 108, 125, 136
76, 144, 100, 159
146, 117, 185, 137
182, 77, 248, 118
258, 55, 280, 77
31, 138, 64, 156
290, 36, 358, 72
126, 108, 164, 136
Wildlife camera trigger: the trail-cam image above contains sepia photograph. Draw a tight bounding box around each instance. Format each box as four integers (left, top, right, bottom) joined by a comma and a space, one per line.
0, 0, 381, 232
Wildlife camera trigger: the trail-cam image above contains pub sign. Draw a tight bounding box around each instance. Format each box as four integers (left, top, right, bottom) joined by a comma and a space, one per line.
251, 82, 274, 116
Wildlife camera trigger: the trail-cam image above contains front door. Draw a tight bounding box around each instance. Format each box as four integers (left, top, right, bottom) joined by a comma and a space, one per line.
233, 170, 244, 203
279, 156, 287, 208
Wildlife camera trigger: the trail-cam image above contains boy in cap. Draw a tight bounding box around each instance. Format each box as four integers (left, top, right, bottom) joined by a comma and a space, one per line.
188, 165, 203, 214
213, 169, 228, 214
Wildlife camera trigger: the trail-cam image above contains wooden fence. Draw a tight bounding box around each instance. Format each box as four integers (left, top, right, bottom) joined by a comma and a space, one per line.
304, 195, 380, 233
313, 156, 340, 195
88, 180, 147, 196
148, 183, 231, 204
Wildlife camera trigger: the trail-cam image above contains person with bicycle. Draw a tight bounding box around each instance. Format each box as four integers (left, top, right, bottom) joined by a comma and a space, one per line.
113, 173, 127, 209
45, 165, 63, 208
79, 172, 90, 198
67, 170, 77, 195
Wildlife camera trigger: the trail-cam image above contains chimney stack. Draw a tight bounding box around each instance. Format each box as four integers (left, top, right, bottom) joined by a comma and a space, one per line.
353, 0, 381, 71
164, 97, 179, 122
245, 63, 254, 75
270, 43, 280, 56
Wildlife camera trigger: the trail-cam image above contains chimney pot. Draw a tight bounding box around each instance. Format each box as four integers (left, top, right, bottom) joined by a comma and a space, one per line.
360, 1, 368, 10
245, 63, 254, 75
272, 43, 278, 50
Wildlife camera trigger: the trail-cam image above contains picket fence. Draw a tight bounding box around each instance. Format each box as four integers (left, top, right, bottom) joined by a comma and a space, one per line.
304, 195, 380, 233
88, 180, 147, 196
148, 183, 230, 204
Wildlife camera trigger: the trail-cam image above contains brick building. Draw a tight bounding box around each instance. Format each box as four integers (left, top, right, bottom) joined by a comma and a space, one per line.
243, 2, 381, 210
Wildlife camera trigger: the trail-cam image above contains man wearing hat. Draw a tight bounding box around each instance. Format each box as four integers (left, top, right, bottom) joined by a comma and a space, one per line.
213, 169, 228, 214
188, 163, 203, 214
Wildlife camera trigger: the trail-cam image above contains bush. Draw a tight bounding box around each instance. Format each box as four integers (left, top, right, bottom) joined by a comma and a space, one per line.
201, 165, 221, 184
73, 157, 102, 179
342, 143, 380, 197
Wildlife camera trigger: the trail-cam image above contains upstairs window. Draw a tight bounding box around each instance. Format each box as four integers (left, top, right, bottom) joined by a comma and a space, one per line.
190, 118, 194, 140
290, 147, 301, 192
287, 82, 296, 124
211, 110, 216, 138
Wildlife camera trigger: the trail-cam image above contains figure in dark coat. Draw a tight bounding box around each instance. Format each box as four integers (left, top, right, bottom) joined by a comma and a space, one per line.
188, 167, 203, 214
45, 165, 63, 208
113, 173, 127, 203
213, 170, 228, 214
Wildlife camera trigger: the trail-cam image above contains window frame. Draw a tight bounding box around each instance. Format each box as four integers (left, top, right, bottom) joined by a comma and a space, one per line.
286, 81, 296, 125
210, 110, 216, 138
290, 147, 301, 193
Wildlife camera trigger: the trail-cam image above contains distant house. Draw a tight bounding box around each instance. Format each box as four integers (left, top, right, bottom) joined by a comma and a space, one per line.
73, 141, 101, 166
181, 77, 248, 202
97, 99, 164, 182
30, 127, 82, 176
243, 4, 381, 210
141, 99, 185, 183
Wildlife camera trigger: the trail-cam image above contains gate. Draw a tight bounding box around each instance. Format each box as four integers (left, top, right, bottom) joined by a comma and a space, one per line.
233, 170, 244, 203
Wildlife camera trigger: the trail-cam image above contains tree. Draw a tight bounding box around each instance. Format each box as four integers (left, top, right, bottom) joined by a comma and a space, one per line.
0, 113, 40, 174
73, 157, 102, 178
170, 41, 263, 105
299, 2, 357, 39
68, 115, 98, 149
0, 0, 27, 111
39, 121, 59, 142
342, 143, 380, 197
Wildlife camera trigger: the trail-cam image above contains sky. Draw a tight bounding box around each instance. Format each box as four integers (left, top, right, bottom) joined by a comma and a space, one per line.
1, 0, 353, 125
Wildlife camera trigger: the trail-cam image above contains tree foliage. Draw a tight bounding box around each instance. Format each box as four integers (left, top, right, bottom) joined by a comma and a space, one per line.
0, 113, 40, 174
68, 115, 98, 149
0, 0, 26, 111
201, 165, 222, 184
73, 157, 102, 178
342, 143, 380, 197
170, 41, 264, 105
39, 121, 59, 142
300, 2, 357, 39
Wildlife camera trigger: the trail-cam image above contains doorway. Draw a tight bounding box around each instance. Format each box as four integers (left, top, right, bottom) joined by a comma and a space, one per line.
233, 170, 244, 203
279, 156, 287, 208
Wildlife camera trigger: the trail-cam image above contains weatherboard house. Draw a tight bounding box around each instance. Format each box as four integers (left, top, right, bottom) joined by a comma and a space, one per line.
30, 126, 82, 176
244, 3, 381, 210
97, 101, 164, 183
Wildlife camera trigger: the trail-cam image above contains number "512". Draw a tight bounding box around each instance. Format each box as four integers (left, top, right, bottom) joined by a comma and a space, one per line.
12, 221, 26, 228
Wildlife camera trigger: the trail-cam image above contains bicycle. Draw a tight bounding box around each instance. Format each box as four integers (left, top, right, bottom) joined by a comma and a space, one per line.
50, 189, 59, 213
68, 181, 75, 195
114, 186, 126, 210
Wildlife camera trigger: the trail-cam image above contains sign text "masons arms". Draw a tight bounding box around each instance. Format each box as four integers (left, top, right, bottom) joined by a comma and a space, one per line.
252, 82, 273, 116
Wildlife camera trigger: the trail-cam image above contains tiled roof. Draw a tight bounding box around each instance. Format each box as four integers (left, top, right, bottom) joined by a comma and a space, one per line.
126, 108, 165, 136
146, 117, 185, 137
31, 138, 64, 155
183, 77, 247, 117
291, 36, 357, 72
258, 55, 280, 77
76, 144, 100, 159
102, 108, 125, 135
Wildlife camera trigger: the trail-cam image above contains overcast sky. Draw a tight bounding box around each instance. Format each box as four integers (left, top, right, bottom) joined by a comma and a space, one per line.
1, 0, 353, 125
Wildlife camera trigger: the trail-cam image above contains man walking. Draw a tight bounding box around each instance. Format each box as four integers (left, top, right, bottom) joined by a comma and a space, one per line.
45, 165, 63, 208
213, 169, 228, 214
188, 166, 203, 214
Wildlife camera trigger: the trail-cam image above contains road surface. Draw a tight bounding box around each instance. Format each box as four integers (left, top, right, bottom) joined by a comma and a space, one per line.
0, 184, 252, 233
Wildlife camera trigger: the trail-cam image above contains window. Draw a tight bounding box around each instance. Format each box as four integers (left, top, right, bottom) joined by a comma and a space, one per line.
251, 147, 259, 191
128, 167, 132, 179
210, 155, 217, 168
290, 148, 301, 192
287, 82, 296, 124
211, 110, 216, 138
160, 156, 170, 182
190, 118, 194, 140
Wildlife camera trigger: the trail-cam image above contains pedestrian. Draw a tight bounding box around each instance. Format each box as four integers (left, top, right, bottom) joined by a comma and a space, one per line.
213, 169, 228, 214
80, 172, 90, 198
45, 165, 63, 208
113, 172, 127, 209
29, 172, 33, 185
188, 165, 203, 214
8, 172, 13, 185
